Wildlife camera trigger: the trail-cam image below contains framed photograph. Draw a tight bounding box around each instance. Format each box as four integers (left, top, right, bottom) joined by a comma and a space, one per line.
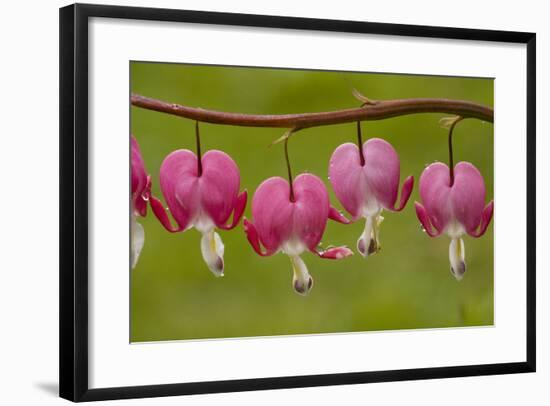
59, 3, 536, 402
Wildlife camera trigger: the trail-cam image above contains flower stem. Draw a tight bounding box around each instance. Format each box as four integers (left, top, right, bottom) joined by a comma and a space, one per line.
284, 135, 295, 202
195, 121, 203, 176
356, 121, 365, 166
447, 117, 463, 186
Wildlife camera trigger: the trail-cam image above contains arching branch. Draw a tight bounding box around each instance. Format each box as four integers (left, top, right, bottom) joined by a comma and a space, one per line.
131, 93, 493, 129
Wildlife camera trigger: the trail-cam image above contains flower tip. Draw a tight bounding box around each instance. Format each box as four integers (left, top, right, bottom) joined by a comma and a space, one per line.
449, 238, 466, 281
357, 238, 366, 257
293, 276, 313, 296
200, 231, 225, 277
290, 255, 313, 295
209, 264, 225, 278
357, 238, 379, 258
205, 254, 224, 277
451, 261, 466, 281
367, 239, 380, 256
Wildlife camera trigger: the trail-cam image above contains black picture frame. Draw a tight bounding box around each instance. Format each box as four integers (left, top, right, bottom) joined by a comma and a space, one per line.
59, 3, 536, 402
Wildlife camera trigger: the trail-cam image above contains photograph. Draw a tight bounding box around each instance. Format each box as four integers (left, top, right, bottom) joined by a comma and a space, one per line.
129, 62, 494, 343
55, 2, 537, 402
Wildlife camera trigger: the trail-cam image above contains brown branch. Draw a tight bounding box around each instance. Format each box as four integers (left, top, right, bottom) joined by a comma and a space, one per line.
131, 93, 493, 129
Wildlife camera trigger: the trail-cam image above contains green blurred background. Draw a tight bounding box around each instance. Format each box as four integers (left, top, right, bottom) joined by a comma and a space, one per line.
130, 62, 494, 342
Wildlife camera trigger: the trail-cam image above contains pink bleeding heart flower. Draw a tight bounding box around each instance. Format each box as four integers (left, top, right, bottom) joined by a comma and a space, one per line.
415, 162, 494, 280
243, 173, 353, 296
329, 138, 414, 257
150, 149, 247, 277
131, 135, 152, 269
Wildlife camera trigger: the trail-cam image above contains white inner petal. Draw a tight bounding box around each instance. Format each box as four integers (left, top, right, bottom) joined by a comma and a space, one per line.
200, 229, 225, 277
357, 212, 383, 258
445, 219, 466, 239
281, 236, 307, 257
131, 215, 145, 269
290, 255, 312, 296
360, 195, 382, 218
449, 237, 466, 281
357, 215, 374, 258
194, 212, 215, 234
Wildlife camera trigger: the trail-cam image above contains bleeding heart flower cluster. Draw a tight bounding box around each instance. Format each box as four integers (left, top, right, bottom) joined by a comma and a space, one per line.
131, 132, 493, 295
415, 162, 494, 280
243, 174, 353, 295
149, 149, 247, 277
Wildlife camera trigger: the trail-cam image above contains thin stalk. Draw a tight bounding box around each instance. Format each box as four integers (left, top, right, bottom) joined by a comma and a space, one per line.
284, 136, 295, 202
195, 121, 203, 176
356, 121, 365, 166
448, 117, 463, 186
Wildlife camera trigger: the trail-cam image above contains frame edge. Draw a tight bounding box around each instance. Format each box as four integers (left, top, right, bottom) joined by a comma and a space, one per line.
60, 3, 91, 402
59, 4, 77, 402
525, 33, 536, 372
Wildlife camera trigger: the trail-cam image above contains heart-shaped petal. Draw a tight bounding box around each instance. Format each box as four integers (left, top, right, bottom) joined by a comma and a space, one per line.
329, 138, 412, 218
200, 150, 241, 228
418, 162, 453, 233
250, 174, 331, 254
418, 161, 492, 237
362, 138, 402, 210
451, 162, 488, 235
159, 149, 200, 231
131, 136, 150, 217
250, 176, 296, 253
292, 174, 330, 251
329, 142, 367, 218
157, 149, 243, 231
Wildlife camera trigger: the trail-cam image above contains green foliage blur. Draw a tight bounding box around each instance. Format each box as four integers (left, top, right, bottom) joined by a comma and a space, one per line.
130, 62, 494, 342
